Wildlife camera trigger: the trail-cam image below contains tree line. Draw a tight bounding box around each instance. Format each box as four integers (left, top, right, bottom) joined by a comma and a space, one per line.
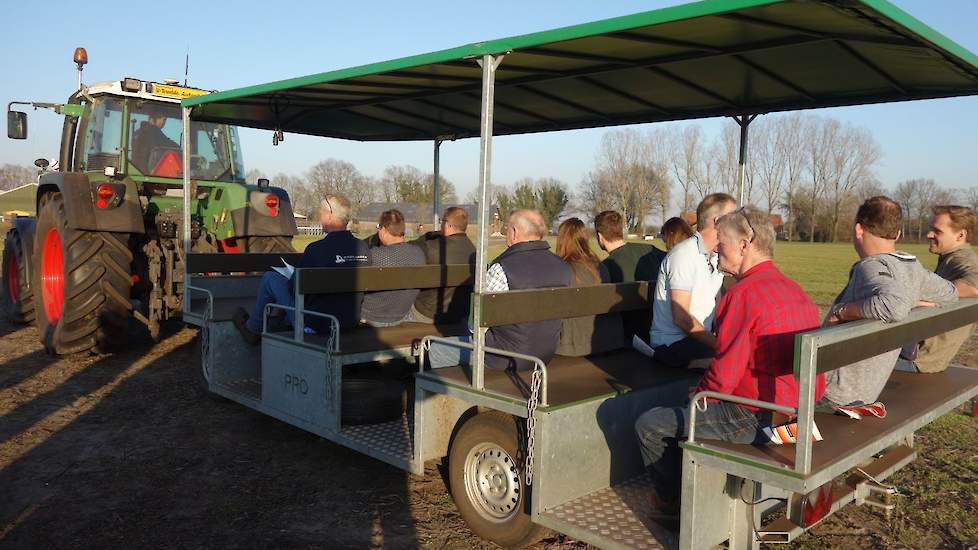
576, 114, 977, 242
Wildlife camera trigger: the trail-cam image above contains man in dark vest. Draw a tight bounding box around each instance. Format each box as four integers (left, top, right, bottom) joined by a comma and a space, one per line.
426, 209, 571, 371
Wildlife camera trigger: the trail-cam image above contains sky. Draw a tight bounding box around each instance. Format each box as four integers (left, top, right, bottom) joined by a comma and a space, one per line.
1, 0, 976, 203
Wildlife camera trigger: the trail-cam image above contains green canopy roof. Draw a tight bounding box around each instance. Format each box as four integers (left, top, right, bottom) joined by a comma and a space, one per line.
185, 0, 978, 141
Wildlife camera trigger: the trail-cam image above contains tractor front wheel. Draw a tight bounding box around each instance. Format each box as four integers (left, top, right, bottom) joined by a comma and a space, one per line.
32, 192, 133, 355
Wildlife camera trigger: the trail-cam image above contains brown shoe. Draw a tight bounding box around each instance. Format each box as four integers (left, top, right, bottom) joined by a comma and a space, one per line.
232, 307, 261, 346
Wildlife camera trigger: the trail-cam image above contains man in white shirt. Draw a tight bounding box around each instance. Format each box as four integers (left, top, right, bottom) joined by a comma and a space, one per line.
649, 193, 737, 368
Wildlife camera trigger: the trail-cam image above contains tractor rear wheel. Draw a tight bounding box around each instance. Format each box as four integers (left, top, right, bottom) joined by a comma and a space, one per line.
32, 192, 133, 355
1, 229, 35, 324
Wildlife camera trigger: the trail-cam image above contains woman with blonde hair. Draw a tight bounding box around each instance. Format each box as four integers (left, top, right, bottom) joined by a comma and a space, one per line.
555, 218, 624, 356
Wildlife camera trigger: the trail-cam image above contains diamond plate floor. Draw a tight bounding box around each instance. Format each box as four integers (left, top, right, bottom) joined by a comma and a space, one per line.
340, 414, 414, 463
539, 473, 678, 550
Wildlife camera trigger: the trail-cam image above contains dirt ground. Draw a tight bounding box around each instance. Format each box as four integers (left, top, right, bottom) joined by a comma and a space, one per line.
1, 317, 976, 550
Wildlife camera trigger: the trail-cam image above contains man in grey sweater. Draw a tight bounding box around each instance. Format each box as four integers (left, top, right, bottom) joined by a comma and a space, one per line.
820, 196, 958, 409
360, 209, 426, 327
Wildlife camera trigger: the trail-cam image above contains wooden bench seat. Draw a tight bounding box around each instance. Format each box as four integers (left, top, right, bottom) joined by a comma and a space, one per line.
272, 322, 469, 355
700, 367, 978, 474
424, 349, 700, 408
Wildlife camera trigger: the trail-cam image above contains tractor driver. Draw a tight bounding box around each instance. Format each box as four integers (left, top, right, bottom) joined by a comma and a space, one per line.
131, 106, 179, 174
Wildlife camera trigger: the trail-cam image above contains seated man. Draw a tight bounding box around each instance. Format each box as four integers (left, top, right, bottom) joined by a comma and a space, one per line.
409, 206, 477, 324
595, 210, 666, 344
820, 196, 957, 412
648, 193, 737, 368
898, 205, 978, 373
635, 207, 824, 515
360, 209, 426, 327
426, 209, 571, 371
131, 106, 179, 174
233, 195, 368, 344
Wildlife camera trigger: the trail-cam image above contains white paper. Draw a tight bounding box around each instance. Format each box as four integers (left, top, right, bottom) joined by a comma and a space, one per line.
271, 256, 295, 279
631, 334, 656, 358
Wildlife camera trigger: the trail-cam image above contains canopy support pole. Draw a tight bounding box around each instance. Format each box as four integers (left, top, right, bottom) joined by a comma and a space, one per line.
733, 114, 757, 205
472, 54, 504, 391
181, 106, 192, 313
433, 138, 442, 227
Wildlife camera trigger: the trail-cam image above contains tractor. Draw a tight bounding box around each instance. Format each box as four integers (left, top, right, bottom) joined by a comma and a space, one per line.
1, 48, 296, 354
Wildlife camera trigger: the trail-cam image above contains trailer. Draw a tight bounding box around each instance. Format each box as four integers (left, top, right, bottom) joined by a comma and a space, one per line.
183, 0, 978, 547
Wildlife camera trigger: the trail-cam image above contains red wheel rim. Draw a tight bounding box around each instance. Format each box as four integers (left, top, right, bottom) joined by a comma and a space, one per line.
41, 227, 64, 323
6, 251, 16, 302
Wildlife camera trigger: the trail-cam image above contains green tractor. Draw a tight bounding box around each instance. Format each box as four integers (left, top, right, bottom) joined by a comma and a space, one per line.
1, 48, 296, 354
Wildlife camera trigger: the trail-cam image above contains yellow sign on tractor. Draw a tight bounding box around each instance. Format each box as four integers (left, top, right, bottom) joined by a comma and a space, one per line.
147, 83, 209, 100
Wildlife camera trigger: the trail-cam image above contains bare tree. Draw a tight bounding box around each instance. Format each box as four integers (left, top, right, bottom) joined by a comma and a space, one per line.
894, 179, 919, 239
752, 118, 787, 215
306, 159, 375, 214
805, 116, 843, 242
778, 114, 808, 241
669, 125, 703, 215
964, 187, 978, 213
0, 164, 36, 191
826, 124, 881, 242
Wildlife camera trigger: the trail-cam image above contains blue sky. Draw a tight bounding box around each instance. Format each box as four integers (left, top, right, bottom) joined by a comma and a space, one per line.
1, 0, 976, 202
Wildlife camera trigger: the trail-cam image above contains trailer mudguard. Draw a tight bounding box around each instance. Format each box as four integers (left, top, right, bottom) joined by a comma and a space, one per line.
37, 172, 145, 234
230, 187, 299, 237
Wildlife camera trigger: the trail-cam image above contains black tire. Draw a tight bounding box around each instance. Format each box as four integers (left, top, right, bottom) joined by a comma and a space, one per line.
2, 229, 35, 324
448, 411, 548, 548
32, 192, 133, 355
341, 377, 407, 425
244, 236, 295, 253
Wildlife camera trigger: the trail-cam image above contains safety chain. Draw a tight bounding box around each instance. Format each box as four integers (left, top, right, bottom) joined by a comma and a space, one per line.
200, 302, 212, 384
524, 364, 543, 486
323, 325, 337, 417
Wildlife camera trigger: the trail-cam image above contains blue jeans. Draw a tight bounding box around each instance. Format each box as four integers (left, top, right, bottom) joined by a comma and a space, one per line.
427, 336, 472, 369
634, 401, 768, 501
246, 272, 294, 333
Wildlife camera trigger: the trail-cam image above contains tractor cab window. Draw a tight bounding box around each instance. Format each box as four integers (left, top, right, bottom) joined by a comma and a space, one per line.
84, 97, 124, 172
127, 101, 244, 182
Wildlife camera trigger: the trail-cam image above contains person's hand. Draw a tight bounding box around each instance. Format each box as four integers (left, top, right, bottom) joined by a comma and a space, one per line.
915, 300, 936, 308
824, 303, 847, 326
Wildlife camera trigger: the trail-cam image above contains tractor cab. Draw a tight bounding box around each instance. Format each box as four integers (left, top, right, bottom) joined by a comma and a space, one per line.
73, 79, 246, 186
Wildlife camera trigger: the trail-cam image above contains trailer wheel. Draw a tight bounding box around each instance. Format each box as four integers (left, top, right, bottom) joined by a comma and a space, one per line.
448, 411, 547, 548
341, 376, 407, 425
32, 192, 132, 355
2, 229, 35, 324
244, 236, 295, 253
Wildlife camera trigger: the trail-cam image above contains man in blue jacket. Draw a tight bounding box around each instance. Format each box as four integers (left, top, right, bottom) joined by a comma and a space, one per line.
233, 194, 368, 344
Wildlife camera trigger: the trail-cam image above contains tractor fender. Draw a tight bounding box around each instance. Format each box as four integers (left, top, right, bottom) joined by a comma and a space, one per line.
230, 186, 299, 237
10, 218, 37, 284
37, 172, 144, 234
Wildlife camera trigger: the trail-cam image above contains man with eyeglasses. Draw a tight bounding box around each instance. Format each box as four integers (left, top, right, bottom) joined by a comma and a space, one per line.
647, 193, 737, 368
635, 207, 824, 517
233, 194, 369, 344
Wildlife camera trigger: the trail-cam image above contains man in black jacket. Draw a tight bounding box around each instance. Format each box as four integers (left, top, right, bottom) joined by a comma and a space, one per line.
233, 195, 368, 344
408, 206, 476, 324
426, 209, 571, 371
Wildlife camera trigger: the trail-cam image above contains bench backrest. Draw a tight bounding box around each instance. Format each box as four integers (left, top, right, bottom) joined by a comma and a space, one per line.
186, 252, 303, 274
795, 299, 978, 375
295, 264, 475, 294
475, 282, 651, 326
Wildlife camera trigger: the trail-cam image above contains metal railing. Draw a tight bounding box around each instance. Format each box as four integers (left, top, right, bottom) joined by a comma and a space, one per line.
262, 303, 340, 352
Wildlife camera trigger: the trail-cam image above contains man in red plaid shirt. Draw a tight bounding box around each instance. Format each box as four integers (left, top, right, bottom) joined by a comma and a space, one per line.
634, 206, 825, 515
